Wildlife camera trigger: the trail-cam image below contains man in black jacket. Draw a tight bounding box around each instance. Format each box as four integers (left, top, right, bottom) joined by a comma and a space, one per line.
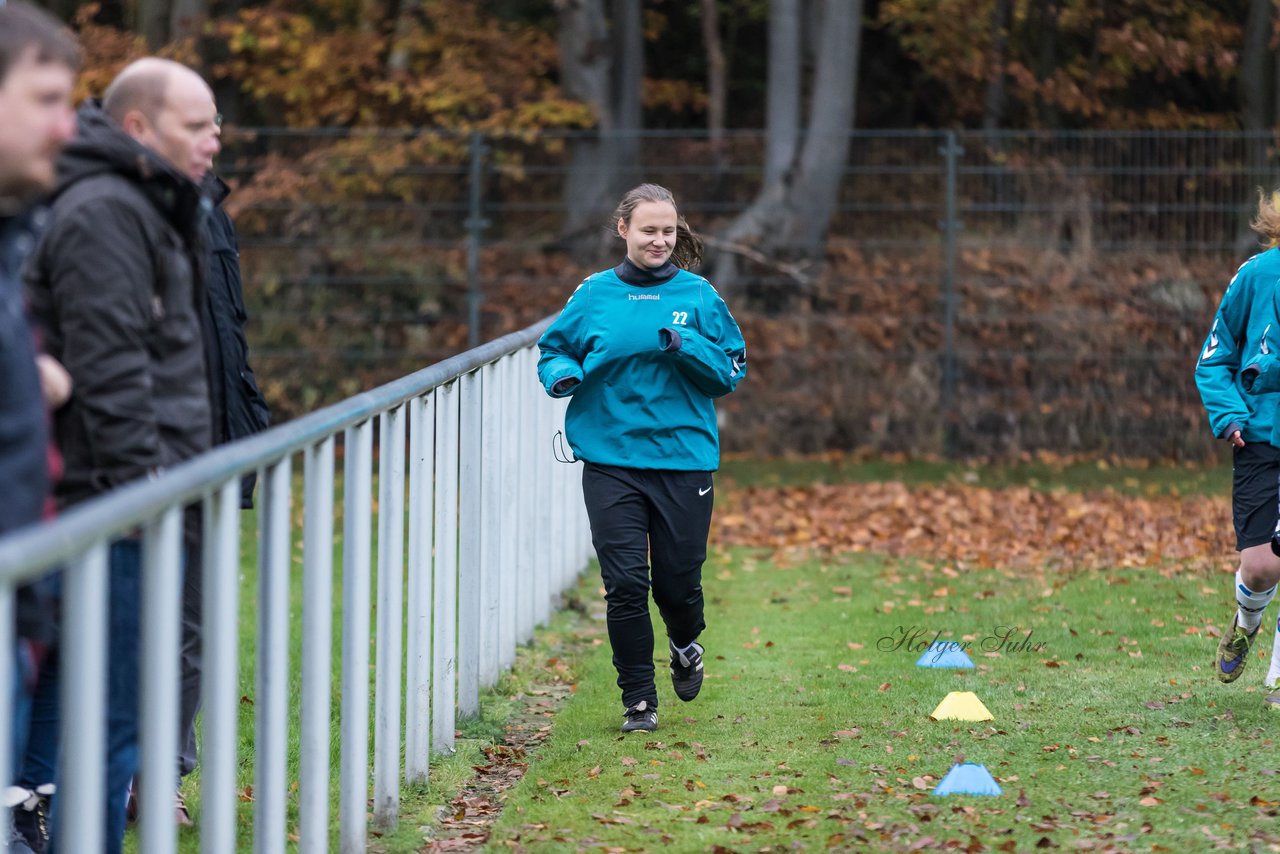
24, 57, 221, 854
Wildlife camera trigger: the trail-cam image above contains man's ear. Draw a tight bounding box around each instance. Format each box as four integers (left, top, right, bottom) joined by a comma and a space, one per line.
119, 109, 150, 138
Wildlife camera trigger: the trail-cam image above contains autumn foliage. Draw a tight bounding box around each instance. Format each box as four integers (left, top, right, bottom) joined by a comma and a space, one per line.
210, 0, 592, 130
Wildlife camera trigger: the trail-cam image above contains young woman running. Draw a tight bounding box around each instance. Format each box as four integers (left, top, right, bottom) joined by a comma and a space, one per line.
1195, 189, 1280, 708
537, 183, 747, 732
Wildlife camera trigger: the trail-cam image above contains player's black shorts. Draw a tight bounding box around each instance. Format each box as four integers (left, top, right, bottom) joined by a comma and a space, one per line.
1232, 442, 1280, 550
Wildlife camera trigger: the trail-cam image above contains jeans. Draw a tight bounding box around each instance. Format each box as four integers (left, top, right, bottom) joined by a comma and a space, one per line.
11, 644, 35, 782
25, 540, 147, 854
178, 540, 201, 778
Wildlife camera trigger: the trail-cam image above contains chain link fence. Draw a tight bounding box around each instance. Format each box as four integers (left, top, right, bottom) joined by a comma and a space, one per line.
218, 128, 1280, 460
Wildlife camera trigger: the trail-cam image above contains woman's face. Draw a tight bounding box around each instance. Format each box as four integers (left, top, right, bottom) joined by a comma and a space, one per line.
619, 201, 678, 269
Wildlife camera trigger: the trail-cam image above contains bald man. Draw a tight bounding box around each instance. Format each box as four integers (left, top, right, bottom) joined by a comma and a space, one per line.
23, 57, 219, 854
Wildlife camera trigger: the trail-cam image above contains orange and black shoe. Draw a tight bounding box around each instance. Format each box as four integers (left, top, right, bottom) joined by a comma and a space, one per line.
1216, 613, 1259, 683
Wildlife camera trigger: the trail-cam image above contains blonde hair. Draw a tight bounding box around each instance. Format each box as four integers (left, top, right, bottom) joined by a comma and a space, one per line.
611, 183, 704, 269
1251, 188, 1280, 247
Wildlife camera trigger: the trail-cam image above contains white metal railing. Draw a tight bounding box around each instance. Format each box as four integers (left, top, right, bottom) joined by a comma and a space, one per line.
0, 318, 592, 853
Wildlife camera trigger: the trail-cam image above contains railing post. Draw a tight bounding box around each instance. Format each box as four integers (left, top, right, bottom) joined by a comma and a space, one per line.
939, 130, 963, 459
0, 582, 12, 850
340, 421, 373, 854
255, 457, 292, 854
432, 382, 459, 755
139, 506, 183, 854
457, 371, 482, 718
374, 406, 406, 829
535, 375, 552, 624
202, 481, 241, 854
300, 439, 334, 853
497, 355, 518, 672
518, 348, 536, 644
58, 542, 108, 853
406, 394, 435, 782
479, 361, 502, 689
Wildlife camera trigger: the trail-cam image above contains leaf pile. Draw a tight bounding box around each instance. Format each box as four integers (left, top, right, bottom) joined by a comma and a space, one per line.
714, 482, 1231, 574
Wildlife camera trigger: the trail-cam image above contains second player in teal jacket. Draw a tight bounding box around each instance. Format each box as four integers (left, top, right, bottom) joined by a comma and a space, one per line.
1194, 191, 1280, 705
1195, 248, 1280, 443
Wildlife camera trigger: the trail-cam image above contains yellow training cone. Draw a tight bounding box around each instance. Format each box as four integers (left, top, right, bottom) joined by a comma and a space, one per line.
929, 691, 993, 722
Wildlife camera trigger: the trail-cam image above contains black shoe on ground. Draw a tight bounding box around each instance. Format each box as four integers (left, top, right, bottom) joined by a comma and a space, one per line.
12, 787, 51, 854
670, 639, 704, 702
621, 700, 658, 733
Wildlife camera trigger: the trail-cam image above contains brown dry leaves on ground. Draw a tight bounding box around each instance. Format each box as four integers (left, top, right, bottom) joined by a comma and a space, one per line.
714, 482, 1232, 574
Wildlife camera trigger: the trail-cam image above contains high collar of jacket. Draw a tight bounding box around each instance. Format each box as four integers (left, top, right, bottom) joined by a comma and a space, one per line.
614, 256, 679, 287
55, 100, 208, 234
203, 172, 230, 207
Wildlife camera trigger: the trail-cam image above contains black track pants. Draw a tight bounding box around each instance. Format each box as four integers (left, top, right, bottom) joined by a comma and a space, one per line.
582, 462, 714, 710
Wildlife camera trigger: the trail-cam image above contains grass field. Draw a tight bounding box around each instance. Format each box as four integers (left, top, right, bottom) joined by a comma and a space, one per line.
126, 457, 1280, 853
484, 548, 1280, 852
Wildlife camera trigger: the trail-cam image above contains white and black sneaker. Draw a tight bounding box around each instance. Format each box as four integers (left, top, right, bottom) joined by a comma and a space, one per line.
621, 700, 658, 732
670, 639, 704, 701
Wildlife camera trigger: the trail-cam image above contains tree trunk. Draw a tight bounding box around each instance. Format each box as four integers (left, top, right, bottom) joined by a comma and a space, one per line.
387, 0, 422, 75
1242, 0, 1274, 248
1243, 0, 1272, 133
611, 0, 643, 169
701, 0, 728, 167
555, 0, 643, 251
763, 0, 801, 186
136, 0, 171, 49
716, 0, 862, 279
168, 0, 207, 42
1024, 0, 1060, 127
778, 0, 861, 252
981, 0, 1013, 132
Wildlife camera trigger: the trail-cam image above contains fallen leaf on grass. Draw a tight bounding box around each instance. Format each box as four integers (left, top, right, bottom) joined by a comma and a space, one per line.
714, 482, 1229, 574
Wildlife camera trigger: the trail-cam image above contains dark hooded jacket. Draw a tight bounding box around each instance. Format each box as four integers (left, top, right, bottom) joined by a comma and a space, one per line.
202, 175, 270, 507
1, 210, 57, 647
25, 101, 212, 508
0, 210, 48, 534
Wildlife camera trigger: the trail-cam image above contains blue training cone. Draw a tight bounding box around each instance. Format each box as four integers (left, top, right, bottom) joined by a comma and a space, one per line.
915, 640, 975, 669
932, 762, 1002, 797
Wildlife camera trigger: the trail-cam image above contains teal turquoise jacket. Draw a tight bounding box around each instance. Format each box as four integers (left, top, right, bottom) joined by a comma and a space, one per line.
537, 262, 747, 471
1196, 249, 1280, 443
